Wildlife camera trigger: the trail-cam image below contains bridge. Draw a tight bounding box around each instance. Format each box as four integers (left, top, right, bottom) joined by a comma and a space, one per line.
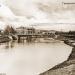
17, 33, 54, 42
17, 33, 75, 42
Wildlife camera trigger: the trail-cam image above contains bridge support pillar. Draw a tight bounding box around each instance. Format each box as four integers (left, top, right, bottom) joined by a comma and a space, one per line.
18, 36, 21, 43
26, 36, 32, 42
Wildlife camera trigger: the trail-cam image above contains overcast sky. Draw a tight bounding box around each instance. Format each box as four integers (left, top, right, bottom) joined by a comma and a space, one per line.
0, 0, 75, 31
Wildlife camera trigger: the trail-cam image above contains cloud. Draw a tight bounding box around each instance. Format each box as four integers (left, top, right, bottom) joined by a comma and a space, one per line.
5, 0, 75, 22
0, 3, 15, 18
0, 0, 75, 31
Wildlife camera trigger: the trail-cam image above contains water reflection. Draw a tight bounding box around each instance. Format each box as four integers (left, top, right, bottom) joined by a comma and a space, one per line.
4, 41, 16, 49
0, 40, 73, 75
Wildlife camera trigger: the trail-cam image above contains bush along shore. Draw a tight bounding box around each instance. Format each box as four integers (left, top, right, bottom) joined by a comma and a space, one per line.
40, 40, 75, 75
0, 35, 10, 43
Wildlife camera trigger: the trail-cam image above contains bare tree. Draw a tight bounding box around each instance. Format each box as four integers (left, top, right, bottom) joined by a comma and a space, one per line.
4, 25, 16, 35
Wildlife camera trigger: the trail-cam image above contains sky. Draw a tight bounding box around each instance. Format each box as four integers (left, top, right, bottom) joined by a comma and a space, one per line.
0, 0, 75, 31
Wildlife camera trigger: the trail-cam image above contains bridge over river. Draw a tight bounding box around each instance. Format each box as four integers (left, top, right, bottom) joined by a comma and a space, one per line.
9, 32, 75, 43
17, 33, 53, 42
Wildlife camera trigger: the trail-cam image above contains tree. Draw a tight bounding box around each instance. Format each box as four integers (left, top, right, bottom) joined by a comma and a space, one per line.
4, 25, 16, 35
10, 26, 16, 34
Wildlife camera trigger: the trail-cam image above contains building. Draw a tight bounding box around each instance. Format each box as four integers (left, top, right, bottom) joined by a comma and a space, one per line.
26, 27, 35, 35
16, 26, 35, 35
16, 26, 56, 38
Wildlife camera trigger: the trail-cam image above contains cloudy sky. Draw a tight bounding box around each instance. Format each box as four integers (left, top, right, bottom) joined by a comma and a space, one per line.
0, 0, 75, 31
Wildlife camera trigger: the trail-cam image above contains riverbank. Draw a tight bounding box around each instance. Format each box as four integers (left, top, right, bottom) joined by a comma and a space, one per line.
0, 35, 10, 43
64, 40, 75, 47
40, 40, 75, 75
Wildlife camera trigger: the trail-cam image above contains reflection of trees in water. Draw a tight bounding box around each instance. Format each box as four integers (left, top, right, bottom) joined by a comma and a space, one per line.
5, 42, 10, 49
4, 41, 15, 49
4, 40, 32, 49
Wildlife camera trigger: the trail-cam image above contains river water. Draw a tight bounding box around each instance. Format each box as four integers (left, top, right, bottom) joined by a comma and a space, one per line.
0, 41, 72, 75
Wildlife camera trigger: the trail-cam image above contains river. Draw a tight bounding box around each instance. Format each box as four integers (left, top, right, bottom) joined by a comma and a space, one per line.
0, 41, 72, 75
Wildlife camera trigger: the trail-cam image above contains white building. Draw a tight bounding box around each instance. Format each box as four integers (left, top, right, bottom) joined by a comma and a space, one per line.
16, 26, 35, 35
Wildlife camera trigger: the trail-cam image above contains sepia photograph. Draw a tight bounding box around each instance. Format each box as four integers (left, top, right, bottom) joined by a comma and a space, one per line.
0, 0, 75, 75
